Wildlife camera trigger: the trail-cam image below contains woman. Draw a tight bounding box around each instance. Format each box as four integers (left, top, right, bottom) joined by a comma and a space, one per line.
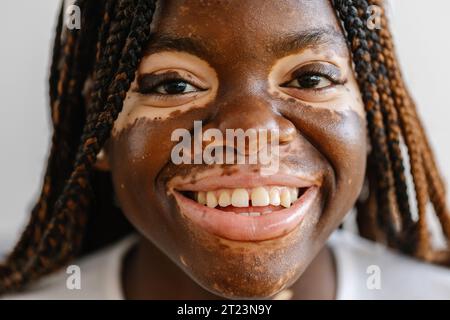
1, 0, 449, 299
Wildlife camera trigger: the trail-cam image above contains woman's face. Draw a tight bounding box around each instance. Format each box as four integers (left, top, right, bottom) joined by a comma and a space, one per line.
108, 0, 366, 298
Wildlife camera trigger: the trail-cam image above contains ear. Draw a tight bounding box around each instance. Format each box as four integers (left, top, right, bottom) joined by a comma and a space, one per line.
93, 140, 111, 171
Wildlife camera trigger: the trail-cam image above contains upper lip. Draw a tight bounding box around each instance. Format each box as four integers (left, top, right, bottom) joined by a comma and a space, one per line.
168, 172, 320, 192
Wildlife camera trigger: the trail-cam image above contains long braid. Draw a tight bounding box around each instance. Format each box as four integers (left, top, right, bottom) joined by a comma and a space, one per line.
0, 0, 157, 293
388, 30, 450, 260
334, 0, 400, 247
360, 0, 416, 249
1, 0, 100, 286
370, 0, 431, 258
355, 0, 411, 244
4, 1, 82, 272
335, 0, 450, 263
374, 3, 450, 250
28, 0, 155, 280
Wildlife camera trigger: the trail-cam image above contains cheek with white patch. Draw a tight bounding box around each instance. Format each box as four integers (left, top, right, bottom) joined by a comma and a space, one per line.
112, 51, 219, 135
111, 80, 209, 136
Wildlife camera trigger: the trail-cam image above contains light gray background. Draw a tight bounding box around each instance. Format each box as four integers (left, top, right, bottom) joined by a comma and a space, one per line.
0, 1, 449, 252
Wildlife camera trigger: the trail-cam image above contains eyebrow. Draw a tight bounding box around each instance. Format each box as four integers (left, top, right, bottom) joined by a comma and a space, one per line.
143, 26, 347, 58
144, 33, 213, 58
270, 26, 347, 55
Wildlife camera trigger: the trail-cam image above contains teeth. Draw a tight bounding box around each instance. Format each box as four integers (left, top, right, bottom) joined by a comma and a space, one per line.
197, 191, 207, 205
269, 187, 281, 206
218, 189, 231, 207
193, 186, 300, 209
251, 187, 270, 207
280, 188, 291, 208
239, 212, 249, 216
289, 188, 299, 202
206, 191, 218, 208
231, 188, 249, 207
249, 212, 261, 217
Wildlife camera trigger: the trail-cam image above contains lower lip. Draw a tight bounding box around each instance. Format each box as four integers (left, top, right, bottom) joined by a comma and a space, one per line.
172, 187, 319, 241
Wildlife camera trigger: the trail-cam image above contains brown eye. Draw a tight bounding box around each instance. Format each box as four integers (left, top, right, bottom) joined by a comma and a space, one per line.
138, 72, 205, 96
154, 80, 199, 95
280, 62, 344, 92
286, 74, 333, 90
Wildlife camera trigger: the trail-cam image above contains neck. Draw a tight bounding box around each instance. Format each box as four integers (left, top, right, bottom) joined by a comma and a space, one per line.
123, 236, 336, 300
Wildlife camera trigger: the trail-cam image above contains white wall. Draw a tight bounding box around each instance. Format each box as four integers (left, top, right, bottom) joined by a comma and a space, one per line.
0, 1, 59, 252
0, 0, 449, 252
391, 0, 450, 180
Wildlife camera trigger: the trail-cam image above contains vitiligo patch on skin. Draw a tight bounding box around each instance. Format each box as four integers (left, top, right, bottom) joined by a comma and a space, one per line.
268, 48, 365, 119
112, 51, 218, 136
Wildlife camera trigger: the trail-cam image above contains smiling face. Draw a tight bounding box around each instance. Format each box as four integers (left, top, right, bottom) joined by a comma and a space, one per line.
107, 0, 367, 298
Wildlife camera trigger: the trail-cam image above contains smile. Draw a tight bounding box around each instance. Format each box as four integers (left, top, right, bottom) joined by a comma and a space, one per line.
170, 174, 320, 241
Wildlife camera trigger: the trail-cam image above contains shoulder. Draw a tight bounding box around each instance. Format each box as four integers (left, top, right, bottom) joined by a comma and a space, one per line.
2, 235, 137, 300
329, 230, 450, 299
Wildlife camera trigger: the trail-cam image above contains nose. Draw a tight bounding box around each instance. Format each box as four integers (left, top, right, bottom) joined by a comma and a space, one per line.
208, 93, 296, 153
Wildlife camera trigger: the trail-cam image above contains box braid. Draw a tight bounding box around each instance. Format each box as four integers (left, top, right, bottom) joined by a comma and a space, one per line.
0, 0, 449, 295
339, 0, 413, 248
334, 0, 450, 263
374, 0, 450, 256
0, 0, 156, 294
334, 1, 401, 248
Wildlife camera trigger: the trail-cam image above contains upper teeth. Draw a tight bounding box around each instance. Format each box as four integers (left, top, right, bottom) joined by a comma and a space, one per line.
280, 188, 291, 208
218, 189, 231, 207
251, 187, 270, 207
206, 191, 218, 208
231, 188, 250, 207
269, 188, 281, 206
194, 186, 299, 209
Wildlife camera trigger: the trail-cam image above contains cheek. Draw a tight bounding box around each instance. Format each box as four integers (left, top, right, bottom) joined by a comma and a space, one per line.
279, 100, 367, 215
108, 118, 175, 237
107, 104, 212, 232
109, 89, 214, 193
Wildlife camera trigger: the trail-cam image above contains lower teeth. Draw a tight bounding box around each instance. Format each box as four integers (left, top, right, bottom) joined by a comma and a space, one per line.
240, 212, 261, 216
238, 211, 273, 217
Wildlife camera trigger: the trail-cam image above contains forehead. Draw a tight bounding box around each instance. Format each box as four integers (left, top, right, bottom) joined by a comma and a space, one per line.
148, 0, 346, 63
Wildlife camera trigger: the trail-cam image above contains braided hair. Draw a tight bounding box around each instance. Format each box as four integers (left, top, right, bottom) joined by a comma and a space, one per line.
0, 0, 448, 294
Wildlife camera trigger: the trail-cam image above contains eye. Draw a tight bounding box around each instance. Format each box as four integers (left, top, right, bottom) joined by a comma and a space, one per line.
280, 63, 345, 92
153, 80, 200, 95
285, 74, 333, 90
137, 72, 207, 96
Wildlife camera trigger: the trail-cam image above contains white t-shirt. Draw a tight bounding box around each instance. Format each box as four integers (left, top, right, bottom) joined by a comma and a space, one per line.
2, 230, 450, 300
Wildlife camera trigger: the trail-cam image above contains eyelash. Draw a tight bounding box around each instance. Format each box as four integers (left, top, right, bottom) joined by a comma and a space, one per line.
138, 64, 345, 99
282, 64, 346, 91
138, 73, 205, 98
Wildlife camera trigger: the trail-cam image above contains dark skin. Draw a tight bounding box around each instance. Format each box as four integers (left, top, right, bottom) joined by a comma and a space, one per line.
100, 0, 367, 299
123, 234, 336, 299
